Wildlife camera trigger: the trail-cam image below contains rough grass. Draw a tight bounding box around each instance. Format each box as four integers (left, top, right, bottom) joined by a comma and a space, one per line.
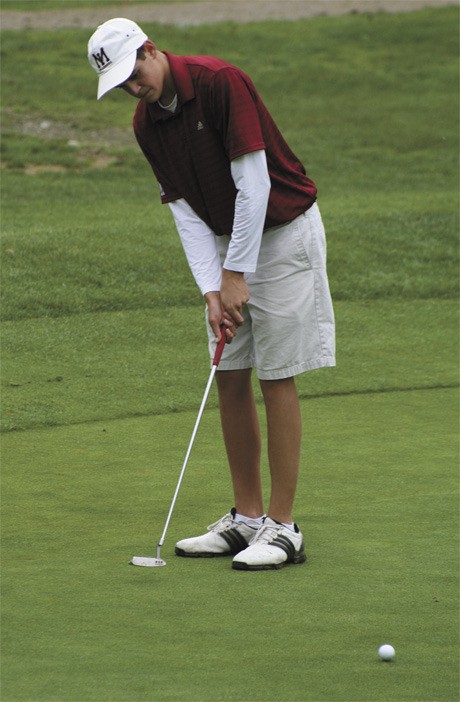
1, 299, 458, 432
1, 174, 458, 328
1, 8, 458, 328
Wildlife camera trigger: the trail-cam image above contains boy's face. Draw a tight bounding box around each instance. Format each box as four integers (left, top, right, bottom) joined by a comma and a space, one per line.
117, 41, 167, 103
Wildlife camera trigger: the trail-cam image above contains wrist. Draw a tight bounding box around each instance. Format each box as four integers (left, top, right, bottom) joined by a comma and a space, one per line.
222, 268, 244, 278
204, 290, 220, 303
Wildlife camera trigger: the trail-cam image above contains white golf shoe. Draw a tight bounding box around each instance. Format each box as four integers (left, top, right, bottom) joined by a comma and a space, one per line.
232, 517, 307, 570
175, 508, 258, 558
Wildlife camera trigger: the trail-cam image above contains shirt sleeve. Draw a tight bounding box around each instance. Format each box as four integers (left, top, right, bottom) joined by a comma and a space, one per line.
211, 67, 266, 161
168, 199, 222, 295
224, 149, 271, 273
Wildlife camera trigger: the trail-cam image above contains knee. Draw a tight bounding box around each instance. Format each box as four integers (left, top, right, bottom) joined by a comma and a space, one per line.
216, 369, 253, 398
259, 376, 297, 402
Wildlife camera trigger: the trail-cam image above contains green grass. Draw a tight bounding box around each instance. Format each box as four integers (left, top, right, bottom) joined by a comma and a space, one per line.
1, 8, 458, 325
1, 172, 457, 324
1, 299, 458, 432
1, 175, 457, 327
1, 7, 459, 702
1, 388, 458, 701
1, 9, 458, 167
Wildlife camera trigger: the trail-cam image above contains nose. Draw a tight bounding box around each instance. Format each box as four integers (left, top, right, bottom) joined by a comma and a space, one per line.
125, 80, 142, 97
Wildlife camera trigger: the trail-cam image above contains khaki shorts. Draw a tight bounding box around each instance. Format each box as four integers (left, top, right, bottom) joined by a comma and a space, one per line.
206, 203, 336, 380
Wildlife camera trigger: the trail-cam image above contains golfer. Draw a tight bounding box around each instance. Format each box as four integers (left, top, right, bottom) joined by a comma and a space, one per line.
88, 18, 335, 570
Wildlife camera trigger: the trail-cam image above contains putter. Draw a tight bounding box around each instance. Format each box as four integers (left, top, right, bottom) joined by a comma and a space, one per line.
130, 329, 227, 567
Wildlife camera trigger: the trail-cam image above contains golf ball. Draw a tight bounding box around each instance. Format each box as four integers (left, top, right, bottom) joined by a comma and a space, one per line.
378, 644, 395, 661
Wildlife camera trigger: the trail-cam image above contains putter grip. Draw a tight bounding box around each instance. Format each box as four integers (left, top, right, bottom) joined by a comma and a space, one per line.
212, 328, 227, 367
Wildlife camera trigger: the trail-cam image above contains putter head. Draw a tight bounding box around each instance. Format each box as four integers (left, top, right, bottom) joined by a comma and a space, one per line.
130, 556, 167, 567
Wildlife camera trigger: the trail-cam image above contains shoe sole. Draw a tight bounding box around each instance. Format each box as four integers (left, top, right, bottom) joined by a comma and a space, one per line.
175, 547, 234, 558
232, 552, 307, 571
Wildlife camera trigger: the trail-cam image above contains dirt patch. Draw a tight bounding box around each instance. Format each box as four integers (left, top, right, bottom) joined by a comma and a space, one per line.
13, 117, 138, 149
22, 153, 118, 174
1, 0, 457, 30
23, 164, 68, 175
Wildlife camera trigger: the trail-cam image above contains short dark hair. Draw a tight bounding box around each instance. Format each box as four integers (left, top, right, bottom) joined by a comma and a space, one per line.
136, 46, 146, 60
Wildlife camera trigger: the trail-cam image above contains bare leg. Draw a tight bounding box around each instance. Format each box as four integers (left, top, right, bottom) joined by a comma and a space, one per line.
259, 377, 301, 524
216, 369, 264, 518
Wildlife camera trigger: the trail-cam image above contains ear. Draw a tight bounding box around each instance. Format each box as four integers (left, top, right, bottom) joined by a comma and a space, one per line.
143, 40, 157, 57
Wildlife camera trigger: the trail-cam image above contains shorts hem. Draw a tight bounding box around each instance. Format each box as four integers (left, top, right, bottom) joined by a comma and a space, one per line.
214, 359, 254, 372
256, 356, 336, 381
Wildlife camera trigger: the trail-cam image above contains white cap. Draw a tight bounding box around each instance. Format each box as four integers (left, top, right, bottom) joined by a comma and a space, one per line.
88, 18, 148, 99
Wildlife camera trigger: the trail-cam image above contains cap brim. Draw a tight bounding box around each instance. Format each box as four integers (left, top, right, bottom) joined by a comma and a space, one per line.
97, 50, 137, 100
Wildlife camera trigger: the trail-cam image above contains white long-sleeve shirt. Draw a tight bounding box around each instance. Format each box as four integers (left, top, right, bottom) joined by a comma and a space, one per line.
169, 149, 271, 295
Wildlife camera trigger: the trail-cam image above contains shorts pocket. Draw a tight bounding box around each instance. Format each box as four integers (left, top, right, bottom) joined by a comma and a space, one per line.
294, 219, 313, 270
296, 208, 327, 270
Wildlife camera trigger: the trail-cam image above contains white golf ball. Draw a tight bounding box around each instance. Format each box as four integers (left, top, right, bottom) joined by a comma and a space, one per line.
378, 644, 395, 661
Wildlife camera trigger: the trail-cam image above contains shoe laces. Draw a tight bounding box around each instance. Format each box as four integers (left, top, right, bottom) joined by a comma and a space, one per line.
207, 512, 235, 533
249, 522, 283, 545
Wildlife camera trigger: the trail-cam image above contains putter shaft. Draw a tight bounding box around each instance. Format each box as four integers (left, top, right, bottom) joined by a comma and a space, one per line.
157, 363, 218, 549
131, 331, 226, 568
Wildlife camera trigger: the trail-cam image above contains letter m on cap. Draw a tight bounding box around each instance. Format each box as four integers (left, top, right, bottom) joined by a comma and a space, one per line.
92, 47, 111, 71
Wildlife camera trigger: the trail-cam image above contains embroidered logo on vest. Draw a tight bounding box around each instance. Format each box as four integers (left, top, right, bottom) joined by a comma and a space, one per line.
197, 121, 204, 131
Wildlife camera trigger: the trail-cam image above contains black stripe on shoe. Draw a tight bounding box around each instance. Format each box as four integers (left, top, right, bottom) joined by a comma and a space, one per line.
271, 534, 296, 561
271, 535, 307, 564
220, 527, 251, 554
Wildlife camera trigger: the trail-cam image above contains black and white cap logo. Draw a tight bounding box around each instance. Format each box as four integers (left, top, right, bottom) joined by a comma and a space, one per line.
92, 47, 112, 73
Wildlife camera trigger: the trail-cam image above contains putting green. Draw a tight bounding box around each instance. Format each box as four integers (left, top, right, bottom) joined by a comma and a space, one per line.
1, 387, 457, 701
